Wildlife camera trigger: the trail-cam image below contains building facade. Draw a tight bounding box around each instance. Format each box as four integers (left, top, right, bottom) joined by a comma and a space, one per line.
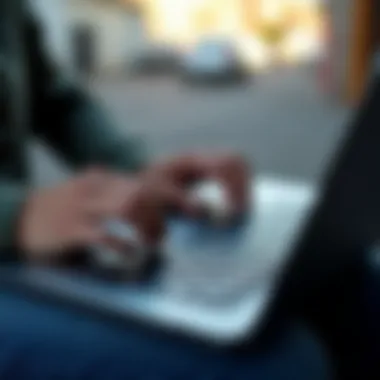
32, 0, 146, 77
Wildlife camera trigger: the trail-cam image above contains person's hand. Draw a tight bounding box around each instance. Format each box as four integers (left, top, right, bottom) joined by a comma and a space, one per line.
94, 173, 192, 250
143, 153, 250, 215
19, 169, 192, 264
18, 169, 121, 263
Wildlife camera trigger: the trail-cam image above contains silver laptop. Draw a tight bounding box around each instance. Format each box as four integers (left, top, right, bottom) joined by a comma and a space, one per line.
0, 176, 317, 346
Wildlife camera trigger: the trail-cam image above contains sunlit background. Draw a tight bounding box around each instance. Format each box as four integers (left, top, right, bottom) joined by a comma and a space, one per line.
31, 0, 376, 186
142, 0, 323, 68
35, 0, 325, 72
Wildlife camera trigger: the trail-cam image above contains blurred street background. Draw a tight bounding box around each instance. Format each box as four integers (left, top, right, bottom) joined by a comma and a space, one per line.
31, 0, 378, 185
93, 67, 348, 181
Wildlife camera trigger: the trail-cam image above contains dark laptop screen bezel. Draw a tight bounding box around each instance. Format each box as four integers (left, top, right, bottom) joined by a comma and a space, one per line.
280, 74, 380, 307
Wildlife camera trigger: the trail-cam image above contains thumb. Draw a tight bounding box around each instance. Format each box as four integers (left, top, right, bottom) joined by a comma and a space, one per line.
161, 183, 201, 217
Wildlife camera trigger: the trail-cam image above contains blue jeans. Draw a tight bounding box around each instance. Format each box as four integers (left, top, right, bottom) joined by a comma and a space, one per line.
0, 291, 330, 380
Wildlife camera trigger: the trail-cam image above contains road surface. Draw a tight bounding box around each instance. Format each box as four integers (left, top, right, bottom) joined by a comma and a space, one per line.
31, 67, 350, 187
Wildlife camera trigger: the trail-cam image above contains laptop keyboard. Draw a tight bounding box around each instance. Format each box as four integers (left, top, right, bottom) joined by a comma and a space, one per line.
159, 216, 263, 306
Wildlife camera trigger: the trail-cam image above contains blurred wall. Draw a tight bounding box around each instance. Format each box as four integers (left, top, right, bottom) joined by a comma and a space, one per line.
31, 0, 145, 76
327, 0, 354, 101
68, 1, 134, 75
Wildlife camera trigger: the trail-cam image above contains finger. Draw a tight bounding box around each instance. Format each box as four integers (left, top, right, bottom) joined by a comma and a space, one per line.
83, 193, 126, 221
82, 177, 137, 220
131, 204, 166, 249
146, 154, 205, 186
92, 236, 149, 275
211, 157, 250, 213
220, 167, 249, 213
100, 235, 137, 253
136, 221, 165, 248
159, 183, 201, 216
100, 222, 153, 269
217, 171, 247, 213
72, 220, 140, 255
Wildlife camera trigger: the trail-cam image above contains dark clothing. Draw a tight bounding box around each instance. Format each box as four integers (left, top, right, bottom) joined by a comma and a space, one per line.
363, 255, 380, 376
0, 290, 330, 380
0, 0, 145, 259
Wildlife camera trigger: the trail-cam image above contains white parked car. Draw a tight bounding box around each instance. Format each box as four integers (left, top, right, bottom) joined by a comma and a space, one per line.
181, 39, 248, 84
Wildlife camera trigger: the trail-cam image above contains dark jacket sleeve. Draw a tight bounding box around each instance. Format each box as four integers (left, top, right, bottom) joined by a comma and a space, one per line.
0, 182, 28, 261
26, 9, 146, 172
